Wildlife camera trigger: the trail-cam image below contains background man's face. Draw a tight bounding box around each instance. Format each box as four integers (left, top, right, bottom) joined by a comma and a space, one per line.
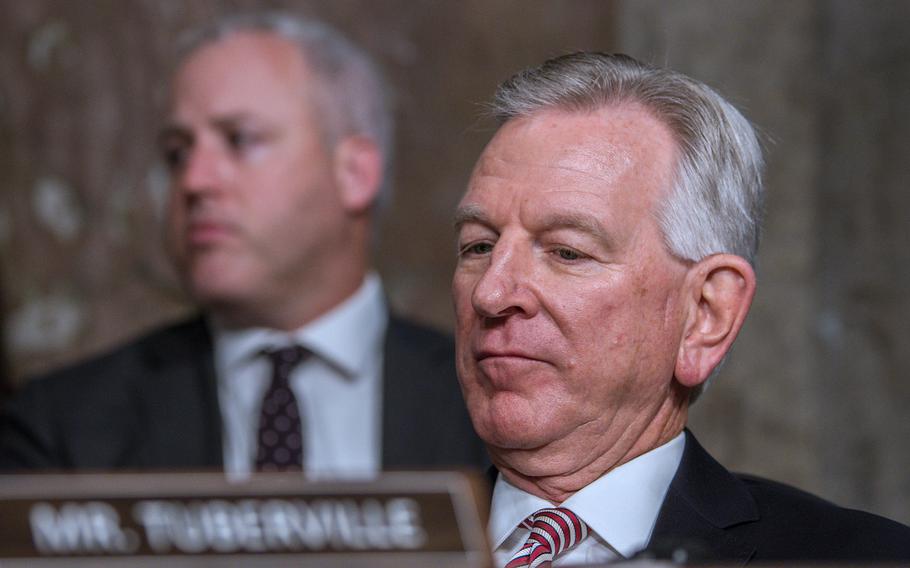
453, 105, 692, 473
162, 32, 348, 322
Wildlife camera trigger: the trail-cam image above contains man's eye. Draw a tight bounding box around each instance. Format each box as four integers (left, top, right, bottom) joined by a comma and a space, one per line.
161, 143, 189, 171
554, 247, 583, 261
460, 242, 493, 257
226, 129, 257, 152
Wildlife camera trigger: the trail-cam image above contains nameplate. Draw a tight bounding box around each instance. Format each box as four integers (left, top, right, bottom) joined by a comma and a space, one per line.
0, 471, 491, 567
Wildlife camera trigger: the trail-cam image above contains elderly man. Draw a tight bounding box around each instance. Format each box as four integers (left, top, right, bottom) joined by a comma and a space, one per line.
0, 12, 484, 475
453, 52, 910, 565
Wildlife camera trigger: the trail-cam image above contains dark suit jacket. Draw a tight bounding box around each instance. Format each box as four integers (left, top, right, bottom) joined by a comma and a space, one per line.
0, 315, 487, 472
486, 430, 910, 563
644, 430, 910, 563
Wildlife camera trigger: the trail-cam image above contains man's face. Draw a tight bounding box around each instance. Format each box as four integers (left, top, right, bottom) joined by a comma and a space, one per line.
162, 32, 347, 324
453, 105, 692, 473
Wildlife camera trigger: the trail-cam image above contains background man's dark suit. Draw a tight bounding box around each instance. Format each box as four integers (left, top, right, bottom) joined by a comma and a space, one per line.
643, 431, 910, 564
0, 315, 486, 471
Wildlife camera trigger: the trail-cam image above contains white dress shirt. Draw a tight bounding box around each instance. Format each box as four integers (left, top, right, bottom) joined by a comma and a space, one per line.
213, 273, 388, 480
489, 432, 685, 566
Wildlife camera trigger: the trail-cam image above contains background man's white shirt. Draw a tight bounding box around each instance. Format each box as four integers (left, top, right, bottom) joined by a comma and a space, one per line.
214, 273, 387, 479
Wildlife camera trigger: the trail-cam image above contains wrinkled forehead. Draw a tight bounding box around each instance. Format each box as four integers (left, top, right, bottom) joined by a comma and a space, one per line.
464, 104, 679, 208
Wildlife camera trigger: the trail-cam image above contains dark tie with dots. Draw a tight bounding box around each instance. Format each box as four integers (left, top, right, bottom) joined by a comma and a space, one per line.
255, 346, 308, 472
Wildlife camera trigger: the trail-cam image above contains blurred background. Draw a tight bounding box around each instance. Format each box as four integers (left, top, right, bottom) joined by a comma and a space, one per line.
1, 0, 908, 524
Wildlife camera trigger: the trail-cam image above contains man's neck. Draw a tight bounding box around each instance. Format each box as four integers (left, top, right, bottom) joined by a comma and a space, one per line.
209, 270, 368, 332
492, 388, 689, 504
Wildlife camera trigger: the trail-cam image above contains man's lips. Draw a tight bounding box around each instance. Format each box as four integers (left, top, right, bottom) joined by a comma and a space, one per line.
475, 349, 542, 362
473, 348, 553, 388
185, 220, 236, 246
473, 346, 555, 371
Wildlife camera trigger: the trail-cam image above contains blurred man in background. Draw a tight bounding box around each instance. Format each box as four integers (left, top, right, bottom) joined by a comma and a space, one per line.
0, 12, 484, 476
453, 52, 910, 564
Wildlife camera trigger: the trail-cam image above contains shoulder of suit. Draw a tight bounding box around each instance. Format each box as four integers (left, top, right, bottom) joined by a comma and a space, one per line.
386, 314, 454, 350
18, 315, 208, 394
735, 472, 910, 551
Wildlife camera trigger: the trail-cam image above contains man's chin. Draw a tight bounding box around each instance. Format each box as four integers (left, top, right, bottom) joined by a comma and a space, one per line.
188, 279, 237, 303
479, 417, 556, 452
487, 436, 578, 480
185, 279, 256, 321
469, 393, 558, 448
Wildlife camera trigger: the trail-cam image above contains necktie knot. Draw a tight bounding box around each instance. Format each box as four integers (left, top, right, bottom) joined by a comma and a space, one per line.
265, 345, 309, 383
505, 507, 589, 568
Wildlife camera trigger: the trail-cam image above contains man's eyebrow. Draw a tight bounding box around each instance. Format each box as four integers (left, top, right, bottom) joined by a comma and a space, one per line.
453, 204, 491, 231
157, 112, 260, 141
454, 206, 608, 233
211, 112, 260, 130
537, 211, 611, 242
157, 124, 191, 145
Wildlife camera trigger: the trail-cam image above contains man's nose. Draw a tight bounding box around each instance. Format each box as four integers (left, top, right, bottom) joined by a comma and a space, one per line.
177, 143, 225, 195
471, 243, 539, 320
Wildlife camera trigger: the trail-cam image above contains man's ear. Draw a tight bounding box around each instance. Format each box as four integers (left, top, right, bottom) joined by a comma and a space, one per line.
333, 135, 383, 214
675, 254, 756, 388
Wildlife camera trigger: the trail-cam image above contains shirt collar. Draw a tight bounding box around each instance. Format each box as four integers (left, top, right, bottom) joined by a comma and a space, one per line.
212, 272, 388, 377
489, 431, 685, 558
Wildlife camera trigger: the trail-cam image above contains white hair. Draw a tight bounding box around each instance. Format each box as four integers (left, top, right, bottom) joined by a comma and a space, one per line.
177, 11, 395, 207
490, 52, 764, 266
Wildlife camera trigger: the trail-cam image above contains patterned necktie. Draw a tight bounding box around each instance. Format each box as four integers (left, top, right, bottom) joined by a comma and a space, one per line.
505, 508, 589, 568
255, 346, 309, 472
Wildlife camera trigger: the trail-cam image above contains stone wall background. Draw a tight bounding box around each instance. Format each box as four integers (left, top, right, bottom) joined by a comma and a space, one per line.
620, 0, 910, 525
1, 0, 908, 524
0, 0, 618, 378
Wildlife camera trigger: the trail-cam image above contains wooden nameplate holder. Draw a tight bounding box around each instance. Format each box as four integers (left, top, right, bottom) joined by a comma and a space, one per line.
0, 470, 492, 567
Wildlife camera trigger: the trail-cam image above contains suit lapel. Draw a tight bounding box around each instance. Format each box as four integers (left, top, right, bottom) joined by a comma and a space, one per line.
136, 317, 223, 469
649, 430, 758, 564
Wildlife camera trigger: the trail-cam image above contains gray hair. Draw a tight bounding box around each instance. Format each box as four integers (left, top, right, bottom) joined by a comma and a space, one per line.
176, 11, 395, 207
490, 52, 764, 267
489, 52, 765, 399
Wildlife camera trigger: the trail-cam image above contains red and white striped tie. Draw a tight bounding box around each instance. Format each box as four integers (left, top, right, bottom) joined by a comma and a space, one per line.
505, 507, 589, 568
